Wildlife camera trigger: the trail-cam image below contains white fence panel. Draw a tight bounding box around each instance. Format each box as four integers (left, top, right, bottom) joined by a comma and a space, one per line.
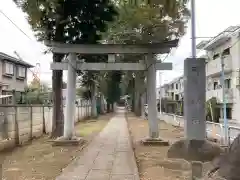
159, 112, 240, 145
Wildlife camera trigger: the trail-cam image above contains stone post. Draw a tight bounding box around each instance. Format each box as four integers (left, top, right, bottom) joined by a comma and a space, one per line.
146, 54, 159, 138
167, 58, 222, 161
64, 53, 77, 139
184, 58, 206, 140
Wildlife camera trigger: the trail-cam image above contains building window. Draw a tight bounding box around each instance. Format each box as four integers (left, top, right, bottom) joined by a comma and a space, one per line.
175, 94, 179, 101
17, 66, 26, 78
222, 48, 230, 56
213, 53, 219, 60
226, 108, 232, 119
4, 62, 14, 75
175, 83, 178, 89
225, 79, 231, 89
213, 82, 218, 90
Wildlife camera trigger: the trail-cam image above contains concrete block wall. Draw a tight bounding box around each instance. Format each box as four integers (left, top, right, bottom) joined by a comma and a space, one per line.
44, 106, 92, 133
0, 105, 92, 151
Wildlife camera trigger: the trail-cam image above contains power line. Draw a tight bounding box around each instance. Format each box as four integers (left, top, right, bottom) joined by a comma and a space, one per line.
0, 8, 46, 57
0, 8, 33, 41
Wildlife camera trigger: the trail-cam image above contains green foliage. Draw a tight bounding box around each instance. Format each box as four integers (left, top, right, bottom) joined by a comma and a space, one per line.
104, 0, 190, 98
16, 82, 50, 104
14, 0, 118, 43
104, 0, 190, 44
206, 97, 218, 122
13, 0, 118, 136
13, 0, 118, 89
107, 71, 122, 103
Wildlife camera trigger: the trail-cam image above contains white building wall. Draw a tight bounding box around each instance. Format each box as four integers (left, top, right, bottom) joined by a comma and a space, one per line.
229, 34, 240, 121
159, 30, 240, 122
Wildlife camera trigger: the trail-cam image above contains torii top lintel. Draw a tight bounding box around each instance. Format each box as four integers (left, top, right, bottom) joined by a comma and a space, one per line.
45, 39, 178, 54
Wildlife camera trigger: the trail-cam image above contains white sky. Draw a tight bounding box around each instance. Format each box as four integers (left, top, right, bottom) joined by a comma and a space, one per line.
0, 0, 240, 87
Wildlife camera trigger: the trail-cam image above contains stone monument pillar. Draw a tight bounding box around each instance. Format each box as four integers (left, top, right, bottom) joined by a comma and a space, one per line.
167, 58, 223, 161
184, 58, 206, 140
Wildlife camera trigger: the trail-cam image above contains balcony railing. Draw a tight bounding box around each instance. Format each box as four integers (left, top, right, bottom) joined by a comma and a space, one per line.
206, 88, 234, 103
206, 55, 232, 76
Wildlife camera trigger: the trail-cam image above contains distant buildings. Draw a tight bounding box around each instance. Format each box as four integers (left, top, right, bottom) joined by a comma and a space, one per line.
159, 25, 240, 122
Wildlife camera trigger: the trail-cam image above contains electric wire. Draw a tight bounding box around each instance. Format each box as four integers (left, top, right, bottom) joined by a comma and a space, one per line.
0, 8, 33, 41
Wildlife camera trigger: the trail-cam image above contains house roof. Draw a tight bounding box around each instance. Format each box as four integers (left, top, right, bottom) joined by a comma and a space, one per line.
196, 26, 240, 51
0, 52, 34, 68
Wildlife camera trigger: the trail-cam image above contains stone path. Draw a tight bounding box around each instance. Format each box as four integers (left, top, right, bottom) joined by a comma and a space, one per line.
56, 108, 139, 180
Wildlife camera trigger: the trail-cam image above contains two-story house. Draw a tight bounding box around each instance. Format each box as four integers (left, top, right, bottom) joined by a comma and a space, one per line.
159, 76, 184, 101
158, 76, 184, 114
196, 26, 240, 122
0, 52, 34, 103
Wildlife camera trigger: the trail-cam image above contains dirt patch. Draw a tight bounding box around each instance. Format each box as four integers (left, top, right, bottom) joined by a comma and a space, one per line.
1, 113, 113, 180
127, 114, 214, 180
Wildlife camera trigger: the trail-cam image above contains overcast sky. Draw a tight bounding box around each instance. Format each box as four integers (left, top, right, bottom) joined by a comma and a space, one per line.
1, 0, 240, 87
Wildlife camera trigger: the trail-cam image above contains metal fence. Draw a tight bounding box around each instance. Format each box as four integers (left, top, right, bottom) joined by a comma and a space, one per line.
159, 112, 240, 145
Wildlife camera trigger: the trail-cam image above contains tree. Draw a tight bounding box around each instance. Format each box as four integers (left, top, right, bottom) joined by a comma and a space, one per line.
14, 0, 117, 137
18, 81, 49, 104
103, 0, 190, 115
206, 97, 218, 122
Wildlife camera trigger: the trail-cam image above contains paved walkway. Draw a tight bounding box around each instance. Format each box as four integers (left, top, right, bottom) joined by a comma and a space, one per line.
56, 108, 139, 180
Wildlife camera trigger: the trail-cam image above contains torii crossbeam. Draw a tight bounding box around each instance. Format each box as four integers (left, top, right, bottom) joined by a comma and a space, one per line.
46, 40, 178, 141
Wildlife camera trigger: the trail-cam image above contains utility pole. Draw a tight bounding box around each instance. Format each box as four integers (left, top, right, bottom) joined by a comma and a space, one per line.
220, 54, 228, 145
191, 0, 197, 58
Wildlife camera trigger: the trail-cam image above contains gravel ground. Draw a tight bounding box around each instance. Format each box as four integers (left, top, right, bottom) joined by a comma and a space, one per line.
127, 114, 215, 180
0, 113, 113, 180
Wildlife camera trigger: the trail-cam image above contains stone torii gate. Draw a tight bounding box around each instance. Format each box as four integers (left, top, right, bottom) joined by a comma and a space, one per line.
46, 40, 178, 142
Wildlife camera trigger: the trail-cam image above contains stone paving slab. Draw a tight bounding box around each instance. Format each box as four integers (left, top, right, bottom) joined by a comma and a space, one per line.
56, 108, 139, 180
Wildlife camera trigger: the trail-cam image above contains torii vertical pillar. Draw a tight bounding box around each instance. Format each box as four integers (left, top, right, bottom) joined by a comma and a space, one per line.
141, 54, 169, 146
146, 54, 159, 138
167, 58, 222, 161
64, 53, 77, 139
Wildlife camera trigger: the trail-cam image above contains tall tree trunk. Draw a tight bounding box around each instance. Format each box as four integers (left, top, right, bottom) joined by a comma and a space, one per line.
100, 95, 105, 114
50, 11, 65, 138
107, 102, 110, 113
131, 78, 135, 112
134, 74, 142, 116
134, 91, 141, 116
91, 83, 97, 118
51, 54, 64, 138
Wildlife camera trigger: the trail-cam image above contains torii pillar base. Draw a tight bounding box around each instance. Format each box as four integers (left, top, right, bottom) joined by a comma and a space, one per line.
50, 136, 85, 146
140, 137, 169, 146
168, 58, 223, 161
